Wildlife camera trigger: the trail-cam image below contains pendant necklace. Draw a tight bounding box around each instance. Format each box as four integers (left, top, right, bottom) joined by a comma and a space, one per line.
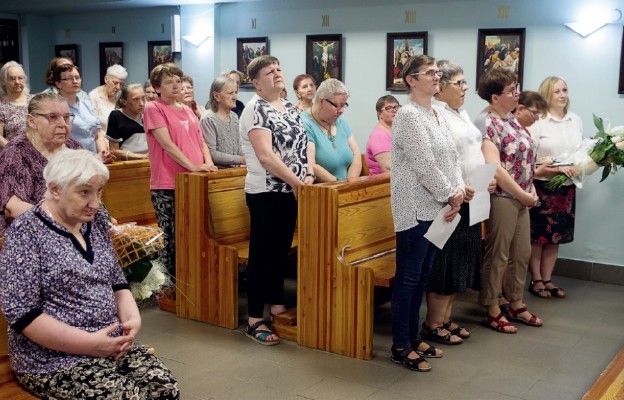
312, 109, 335, 149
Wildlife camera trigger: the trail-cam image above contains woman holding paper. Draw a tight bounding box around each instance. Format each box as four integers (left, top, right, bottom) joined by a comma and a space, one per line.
390, 55, 464, 371
474, 69, 542, 334
424, 60, 494, 344
527, 77, 582, 299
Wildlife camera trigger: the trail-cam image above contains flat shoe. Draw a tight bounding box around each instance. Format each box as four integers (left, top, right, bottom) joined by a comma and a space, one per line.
421, 323, 463, 345
506, 306, 543, 327
245, 320, 280, 345
411, 340, 443, 358
482, 312, 517, 334
443, 320, 470, 339
390, 346, 431, 372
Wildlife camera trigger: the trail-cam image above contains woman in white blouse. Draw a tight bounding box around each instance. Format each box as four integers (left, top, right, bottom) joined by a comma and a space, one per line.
527, 77, 582, 299
88, 64, 127, 133
390, 55, 464, 372
425, 60, 494, 344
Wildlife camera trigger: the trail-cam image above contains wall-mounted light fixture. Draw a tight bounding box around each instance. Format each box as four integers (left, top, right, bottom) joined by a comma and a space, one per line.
171, 14, 181, 52
565, 8, 622, 37
182, 32, 211, 47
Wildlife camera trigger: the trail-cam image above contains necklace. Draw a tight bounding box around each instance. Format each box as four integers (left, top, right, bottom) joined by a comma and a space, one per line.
311, 109, 335, 149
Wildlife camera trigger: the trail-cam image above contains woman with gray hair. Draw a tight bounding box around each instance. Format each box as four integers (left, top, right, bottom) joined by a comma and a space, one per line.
301, 78, 361, 181
222, 69, 245, 116
0, 61, 32, 149
0, 149, 179, 399
390, 55, 465, 371
106, 83, 148, 160
200, 75, 244, 167
89, 64, 128, 133
422, 60, 495, 344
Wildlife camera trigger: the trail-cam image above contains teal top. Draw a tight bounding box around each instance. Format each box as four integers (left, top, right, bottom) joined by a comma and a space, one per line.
301, 111, 353, 180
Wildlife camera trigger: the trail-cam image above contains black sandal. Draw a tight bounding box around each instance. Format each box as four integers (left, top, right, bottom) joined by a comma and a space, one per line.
421, 323, 463, 345
442, 321, 470, 339
411, 340, 443, 358
245, 320, 280, 346
543, 280, 566, 298
390, 346, 431, 372
528, 280, 551, 298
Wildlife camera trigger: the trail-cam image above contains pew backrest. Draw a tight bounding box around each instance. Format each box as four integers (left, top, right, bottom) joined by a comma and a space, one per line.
102, 160, 156, 225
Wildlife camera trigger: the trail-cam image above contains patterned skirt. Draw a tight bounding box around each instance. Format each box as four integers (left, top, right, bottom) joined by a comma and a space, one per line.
426, 203, 482, 295
530, 180, 576, 244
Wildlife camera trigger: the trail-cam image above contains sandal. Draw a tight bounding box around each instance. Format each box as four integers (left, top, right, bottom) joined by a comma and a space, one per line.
245, 320, 280, 346
443, 321, 470, 339
421, 323, 463, 345
543, 280, 566, 298
390, 346, 431, 372
482, 312, 517, 334
528, 280, 551, 298
506, 306, 543, 327
411, 340, 443, 358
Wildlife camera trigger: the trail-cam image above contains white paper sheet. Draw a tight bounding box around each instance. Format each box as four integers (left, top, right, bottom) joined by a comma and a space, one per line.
468, 163, 498, 226
424, 205, 461, 249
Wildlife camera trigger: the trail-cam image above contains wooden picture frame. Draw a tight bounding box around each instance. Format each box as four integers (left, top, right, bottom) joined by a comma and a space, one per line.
147, 40, 173, 77
55, 44, 79, 69
306, 34, 343, 84
618, 27, 624, 94
0, 19, 20, 65
386, 32, 428, 91
476, 28, 525, 90
236, 37, 269, 88
99, 42, 123, 84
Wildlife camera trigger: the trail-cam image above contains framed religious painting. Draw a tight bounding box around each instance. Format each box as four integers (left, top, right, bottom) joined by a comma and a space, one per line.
99, 42, 123, 84
236, 37, 269, 88
386, 31, 428, 91
476, 28, 525, 90
306, 34, 342, 84
55, 44, 79, 69
147, 40, 173, 77
619, 27, 624, 94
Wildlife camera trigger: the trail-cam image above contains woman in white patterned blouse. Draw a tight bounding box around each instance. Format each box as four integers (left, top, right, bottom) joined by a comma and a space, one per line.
390, 54, 465, 372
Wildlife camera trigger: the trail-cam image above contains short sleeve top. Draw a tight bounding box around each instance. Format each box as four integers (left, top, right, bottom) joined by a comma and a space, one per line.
301, 112, 353, 180
365, 124, 391, 176
0, 94, 33, 142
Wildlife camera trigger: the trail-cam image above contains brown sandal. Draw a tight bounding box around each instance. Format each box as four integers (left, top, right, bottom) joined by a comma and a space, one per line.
482, 312, 517, 334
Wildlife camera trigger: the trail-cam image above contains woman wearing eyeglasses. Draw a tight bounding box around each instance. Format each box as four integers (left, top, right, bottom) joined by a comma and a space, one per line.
390, 55, 464, 372
301, 78, 361, 182
364, 95, 399, 175
0, 92, 81, 236
0, 61, 33, 150
88, 64, 128, 133
52, 64, 114, 163
526, 77, 582, 299
474, 69, 542, 334
422, 60, 494, 345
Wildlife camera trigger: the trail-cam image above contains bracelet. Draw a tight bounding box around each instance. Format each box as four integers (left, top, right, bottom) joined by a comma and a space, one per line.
305, 173, 316, 180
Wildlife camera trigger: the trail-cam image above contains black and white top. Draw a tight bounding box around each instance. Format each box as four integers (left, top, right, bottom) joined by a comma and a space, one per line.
391, 99, 464, 232
106, 110, 147, 154
240, 94, 308, 194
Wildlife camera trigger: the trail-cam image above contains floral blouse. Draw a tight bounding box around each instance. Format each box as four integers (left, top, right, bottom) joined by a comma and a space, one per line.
0, 94, 33, 142
474, 111, 536, 199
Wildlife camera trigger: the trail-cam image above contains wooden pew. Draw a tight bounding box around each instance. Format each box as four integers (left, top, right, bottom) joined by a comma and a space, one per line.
102, 159, 156, 225
297, 172, 395, 360
175, 168, 248, 329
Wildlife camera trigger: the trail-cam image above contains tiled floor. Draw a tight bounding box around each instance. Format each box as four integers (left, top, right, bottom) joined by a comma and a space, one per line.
139, 276, 624, 400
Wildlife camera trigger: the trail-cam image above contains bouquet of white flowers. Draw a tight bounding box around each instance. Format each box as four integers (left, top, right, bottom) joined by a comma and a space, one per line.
545, 114, 624, 189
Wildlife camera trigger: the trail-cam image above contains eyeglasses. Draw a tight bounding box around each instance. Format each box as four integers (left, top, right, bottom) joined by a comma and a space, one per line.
500, 83, 520, 97
59, 76, 82, 82
526, 108, 542, 118
410, 70, 443, 78
382, 105, 400, 112
31, 113, 76, 125
447, 79, 468, 88
324, 98, 349, 110
7, 76, 26, 82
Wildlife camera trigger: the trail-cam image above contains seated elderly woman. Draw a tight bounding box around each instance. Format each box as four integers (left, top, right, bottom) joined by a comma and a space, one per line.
88, 64, 128, 133
0, 149, 179, 399
106, 83, 149, 160
179, 75, 205, 119
0, 92, 81, 236
200, 76, 244, 167
0, 61, 33, 150
301, 78, 361, 181
365, 95, 399, 175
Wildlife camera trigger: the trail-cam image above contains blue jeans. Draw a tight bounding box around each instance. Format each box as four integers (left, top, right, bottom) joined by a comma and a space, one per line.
391, 221, 436, 349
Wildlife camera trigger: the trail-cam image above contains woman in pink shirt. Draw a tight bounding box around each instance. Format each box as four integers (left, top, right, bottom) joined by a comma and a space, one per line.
143, 63, 217, 281
365, 95, 399, 175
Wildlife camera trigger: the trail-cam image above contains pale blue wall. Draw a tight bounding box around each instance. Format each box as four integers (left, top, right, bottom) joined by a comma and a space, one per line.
8, 0, 624, 266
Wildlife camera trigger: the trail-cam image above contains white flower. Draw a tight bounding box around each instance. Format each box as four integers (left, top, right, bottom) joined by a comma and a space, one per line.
611, 136, 622, 144
616, 141, 624, 150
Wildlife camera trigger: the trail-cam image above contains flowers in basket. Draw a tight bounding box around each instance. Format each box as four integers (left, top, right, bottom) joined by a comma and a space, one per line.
545, 114, 624, 189
109, 223, 171, 301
